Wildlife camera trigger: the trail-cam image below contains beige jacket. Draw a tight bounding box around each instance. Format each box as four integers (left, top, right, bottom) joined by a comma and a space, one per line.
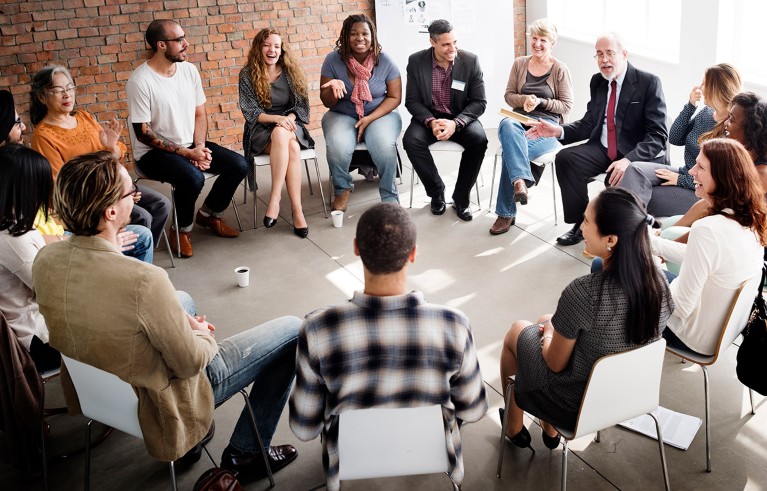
32, 236, 218, 461
504, 55, 573, 123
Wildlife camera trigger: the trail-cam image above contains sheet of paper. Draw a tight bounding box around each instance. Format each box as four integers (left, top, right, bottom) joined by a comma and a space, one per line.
499, 108, 537, 126
618, 406, 702, 450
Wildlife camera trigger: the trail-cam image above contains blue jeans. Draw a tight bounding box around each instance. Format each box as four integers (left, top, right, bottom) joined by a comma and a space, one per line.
136, 142, 248, 230
123, 224, 153, 264
206, 316, 301, 452
322, 110, 402, 203
495, 117, 561, 218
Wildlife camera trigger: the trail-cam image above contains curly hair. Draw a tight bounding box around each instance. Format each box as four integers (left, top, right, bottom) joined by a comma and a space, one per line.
728, 92, 765, 158
244, 28, 308, 109
355, 203, 416, 275
701, 138, 767, 245
699, 63, 741, 143
335, 14, 381, 65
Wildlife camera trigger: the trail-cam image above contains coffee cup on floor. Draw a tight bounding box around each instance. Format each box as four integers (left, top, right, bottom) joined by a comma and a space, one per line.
235, 266, 250, 287
331, 210, 344, 228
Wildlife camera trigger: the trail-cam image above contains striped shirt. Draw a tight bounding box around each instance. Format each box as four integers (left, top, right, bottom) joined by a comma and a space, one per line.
289, 290, 488, 491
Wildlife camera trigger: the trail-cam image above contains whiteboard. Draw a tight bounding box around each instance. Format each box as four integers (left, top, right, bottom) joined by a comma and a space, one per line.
374, 0, 515, 129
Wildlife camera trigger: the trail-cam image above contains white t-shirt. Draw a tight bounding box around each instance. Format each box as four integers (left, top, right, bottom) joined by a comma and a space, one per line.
126, 61, 206, 160
651, 213, 763, 355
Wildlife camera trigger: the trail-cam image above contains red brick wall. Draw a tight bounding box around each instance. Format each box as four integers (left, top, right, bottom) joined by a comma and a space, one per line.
0, 0, 526, 154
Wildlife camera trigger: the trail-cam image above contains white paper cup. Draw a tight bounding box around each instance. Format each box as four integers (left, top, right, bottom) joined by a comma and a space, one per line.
235, 266, 250, 287
331, 210, 344, 228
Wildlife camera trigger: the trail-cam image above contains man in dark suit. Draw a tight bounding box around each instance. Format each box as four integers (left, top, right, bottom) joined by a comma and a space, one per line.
527, 33, 668, 245
403, 19, 487, 221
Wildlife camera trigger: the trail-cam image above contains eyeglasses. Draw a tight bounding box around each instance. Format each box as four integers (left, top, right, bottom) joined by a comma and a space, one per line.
160, 35, 186, 43
48, 84, 76, 98
121, 183, 139, 200
593, 50, 618, 61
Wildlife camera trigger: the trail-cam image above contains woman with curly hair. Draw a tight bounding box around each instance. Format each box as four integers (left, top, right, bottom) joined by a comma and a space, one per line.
239, 28, 313, 237
320, 14, 402, 212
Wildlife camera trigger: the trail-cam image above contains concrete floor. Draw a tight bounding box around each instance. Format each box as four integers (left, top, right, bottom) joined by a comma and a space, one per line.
2, 132, 766, 490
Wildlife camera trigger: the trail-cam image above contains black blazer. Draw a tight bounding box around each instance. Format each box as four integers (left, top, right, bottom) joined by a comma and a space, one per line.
562, 63, 668, 163
405, 48, 486, 126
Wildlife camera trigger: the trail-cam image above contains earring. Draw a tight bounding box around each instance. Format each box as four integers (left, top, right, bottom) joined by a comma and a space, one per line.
606, 245, 612, 251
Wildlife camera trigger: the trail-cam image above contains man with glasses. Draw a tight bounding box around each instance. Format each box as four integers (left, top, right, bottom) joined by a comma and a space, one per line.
0, 90, 26, 146
527, 32, 667, 246
127, 19, 248, 258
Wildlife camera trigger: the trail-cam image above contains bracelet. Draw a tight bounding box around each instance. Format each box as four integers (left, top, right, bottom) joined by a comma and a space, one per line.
540, 335, 553, 347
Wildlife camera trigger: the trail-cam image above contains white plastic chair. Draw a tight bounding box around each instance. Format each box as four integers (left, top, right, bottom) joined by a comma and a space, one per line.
338, 404, 459, 490
133, 166, 243, 260
489, 147, 559, 224
250, 148, 328, 229
665, 275, 760, 472
61, 355, 276, 490
420, 141, 482, 211
497, 339, 670, 491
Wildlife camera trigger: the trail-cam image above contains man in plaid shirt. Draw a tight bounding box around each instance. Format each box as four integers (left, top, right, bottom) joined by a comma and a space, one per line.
289, 203, 488, 490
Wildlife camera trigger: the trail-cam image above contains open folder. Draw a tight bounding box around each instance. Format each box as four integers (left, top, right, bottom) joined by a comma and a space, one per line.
618, 406, 702, 450
499, 108, 538, 126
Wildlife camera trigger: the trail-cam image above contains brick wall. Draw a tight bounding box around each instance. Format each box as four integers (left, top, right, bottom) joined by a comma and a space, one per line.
0, 0, 526, 154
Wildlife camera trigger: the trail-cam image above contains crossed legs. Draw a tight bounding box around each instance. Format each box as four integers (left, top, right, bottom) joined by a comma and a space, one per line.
265, 127, 306, 228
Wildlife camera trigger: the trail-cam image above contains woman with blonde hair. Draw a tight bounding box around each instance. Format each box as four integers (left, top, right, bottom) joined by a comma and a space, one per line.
652, 138, 767, 356
239, 28, 313, 237
620, 63, 741, 216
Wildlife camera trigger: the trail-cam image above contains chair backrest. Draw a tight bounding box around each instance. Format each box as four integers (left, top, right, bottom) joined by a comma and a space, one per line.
428, 141, 465, 152
61, 355, 143, 440
338, 404, 449, 481
570, 339, 666, 439
711, 274, 762, 363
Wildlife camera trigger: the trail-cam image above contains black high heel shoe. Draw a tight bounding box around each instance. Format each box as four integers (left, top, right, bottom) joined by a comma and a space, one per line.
263, 216, 277, 228
499, 408, 535, 454
293, 226, 309, 238
541, 427, 561, 450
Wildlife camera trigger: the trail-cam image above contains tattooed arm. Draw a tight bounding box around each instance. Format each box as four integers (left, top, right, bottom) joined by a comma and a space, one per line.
131, 106, 211, 169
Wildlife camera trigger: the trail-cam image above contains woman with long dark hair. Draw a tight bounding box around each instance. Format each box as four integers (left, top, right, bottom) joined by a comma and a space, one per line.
320, 14, 402, 211
652, 138, 767, 356
0, 144, 60, 371
499, 187, 673, 450
239, 28, 314, 237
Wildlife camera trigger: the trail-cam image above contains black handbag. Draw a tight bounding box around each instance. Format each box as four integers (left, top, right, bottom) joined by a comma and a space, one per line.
736, 266, 767, 396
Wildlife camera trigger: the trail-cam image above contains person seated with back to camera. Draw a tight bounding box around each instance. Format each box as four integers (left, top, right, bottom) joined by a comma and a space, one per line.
239, 28, 314, 238
290, 203, 488, 491
499, 187, 672, 452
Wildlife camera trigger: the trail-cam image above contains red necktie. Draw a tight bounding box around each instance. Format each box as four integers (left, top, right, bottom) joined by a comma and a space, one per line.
607, 79, 617, 161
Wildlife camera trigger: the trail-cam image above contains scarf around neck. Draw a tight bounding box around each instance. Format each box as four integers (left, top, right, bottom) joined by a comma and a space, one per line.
347, 53, 374, 119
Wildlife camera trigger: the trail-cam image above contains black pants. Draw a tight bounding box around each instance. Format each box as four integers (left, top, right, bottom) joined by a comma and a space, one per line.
554, 143, 614, 224
30, 336, 61, 373
402, 119, 488, 208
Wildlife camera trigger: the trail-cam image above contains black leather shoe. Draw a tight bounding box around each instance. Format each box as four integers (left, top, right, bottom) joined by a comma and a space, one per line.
263, 216, 277, 228
430, 193, 446, 215
453, 204, 473, 221
177, 421, 215, 467
221, 444, 297, 479
293, 226, 309, 238
556, 225, 584, 246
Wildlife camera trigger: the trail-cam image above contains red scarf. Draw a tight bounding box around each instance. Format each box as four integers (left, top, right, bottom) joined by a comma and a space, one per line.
347, 53, 374, 119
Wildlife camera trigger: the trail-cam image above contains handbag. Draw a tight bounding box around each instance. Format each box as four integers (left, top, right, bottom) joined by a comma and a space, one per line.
192, 467, 243, 491
736, 266, 767, 396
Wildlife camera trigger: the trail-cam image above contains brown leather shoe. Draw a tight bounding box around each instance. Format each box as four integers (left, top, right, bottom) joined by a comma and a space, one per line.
332, 189, 351, 212
513, 179, 528, 205
195, 210, 240, 238
489, 216, 515, 235
169, 230, 193, 258
220, 444, 297, 478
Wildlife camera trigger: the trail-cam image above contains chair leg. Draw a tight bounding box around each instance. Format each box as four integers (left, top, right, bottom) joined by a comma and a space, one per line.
496, 377, 515, 478
238, 389, 275, 488
171, 188, 181, 259
750, 388, 755, 415
253, 162, 258, 229
230, 198, 243, 232
409, 166, 415, 208
550, 163, 558, 225
594, 430, 601, 443
203, 446, 216, 466
160, 229, 175, 268
489, 155, 499, 210
303, 158, 314, 195
313, 158, 329, 218
473, 182, 481, 210
84, 420, 93, 491
648, 411, 671, 491
702, 365, 711, 472
561, 439, 569, 491
168, 461, 178, 491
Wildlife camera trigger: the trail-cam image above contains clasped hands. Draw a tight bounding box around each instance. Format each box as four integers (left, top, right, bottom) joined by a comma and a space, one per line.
188, 143, 213, 171
430, 118, 457, 141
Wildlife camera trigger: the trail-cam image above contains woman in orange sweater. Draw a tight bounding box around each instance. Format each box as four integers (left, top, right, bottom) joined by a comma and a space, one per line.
30, 65, 170, 245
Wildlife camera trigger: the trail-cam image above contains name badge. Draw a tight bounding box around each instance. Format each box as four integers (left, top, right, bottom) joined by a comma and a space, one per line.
451, 80, 466, 91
